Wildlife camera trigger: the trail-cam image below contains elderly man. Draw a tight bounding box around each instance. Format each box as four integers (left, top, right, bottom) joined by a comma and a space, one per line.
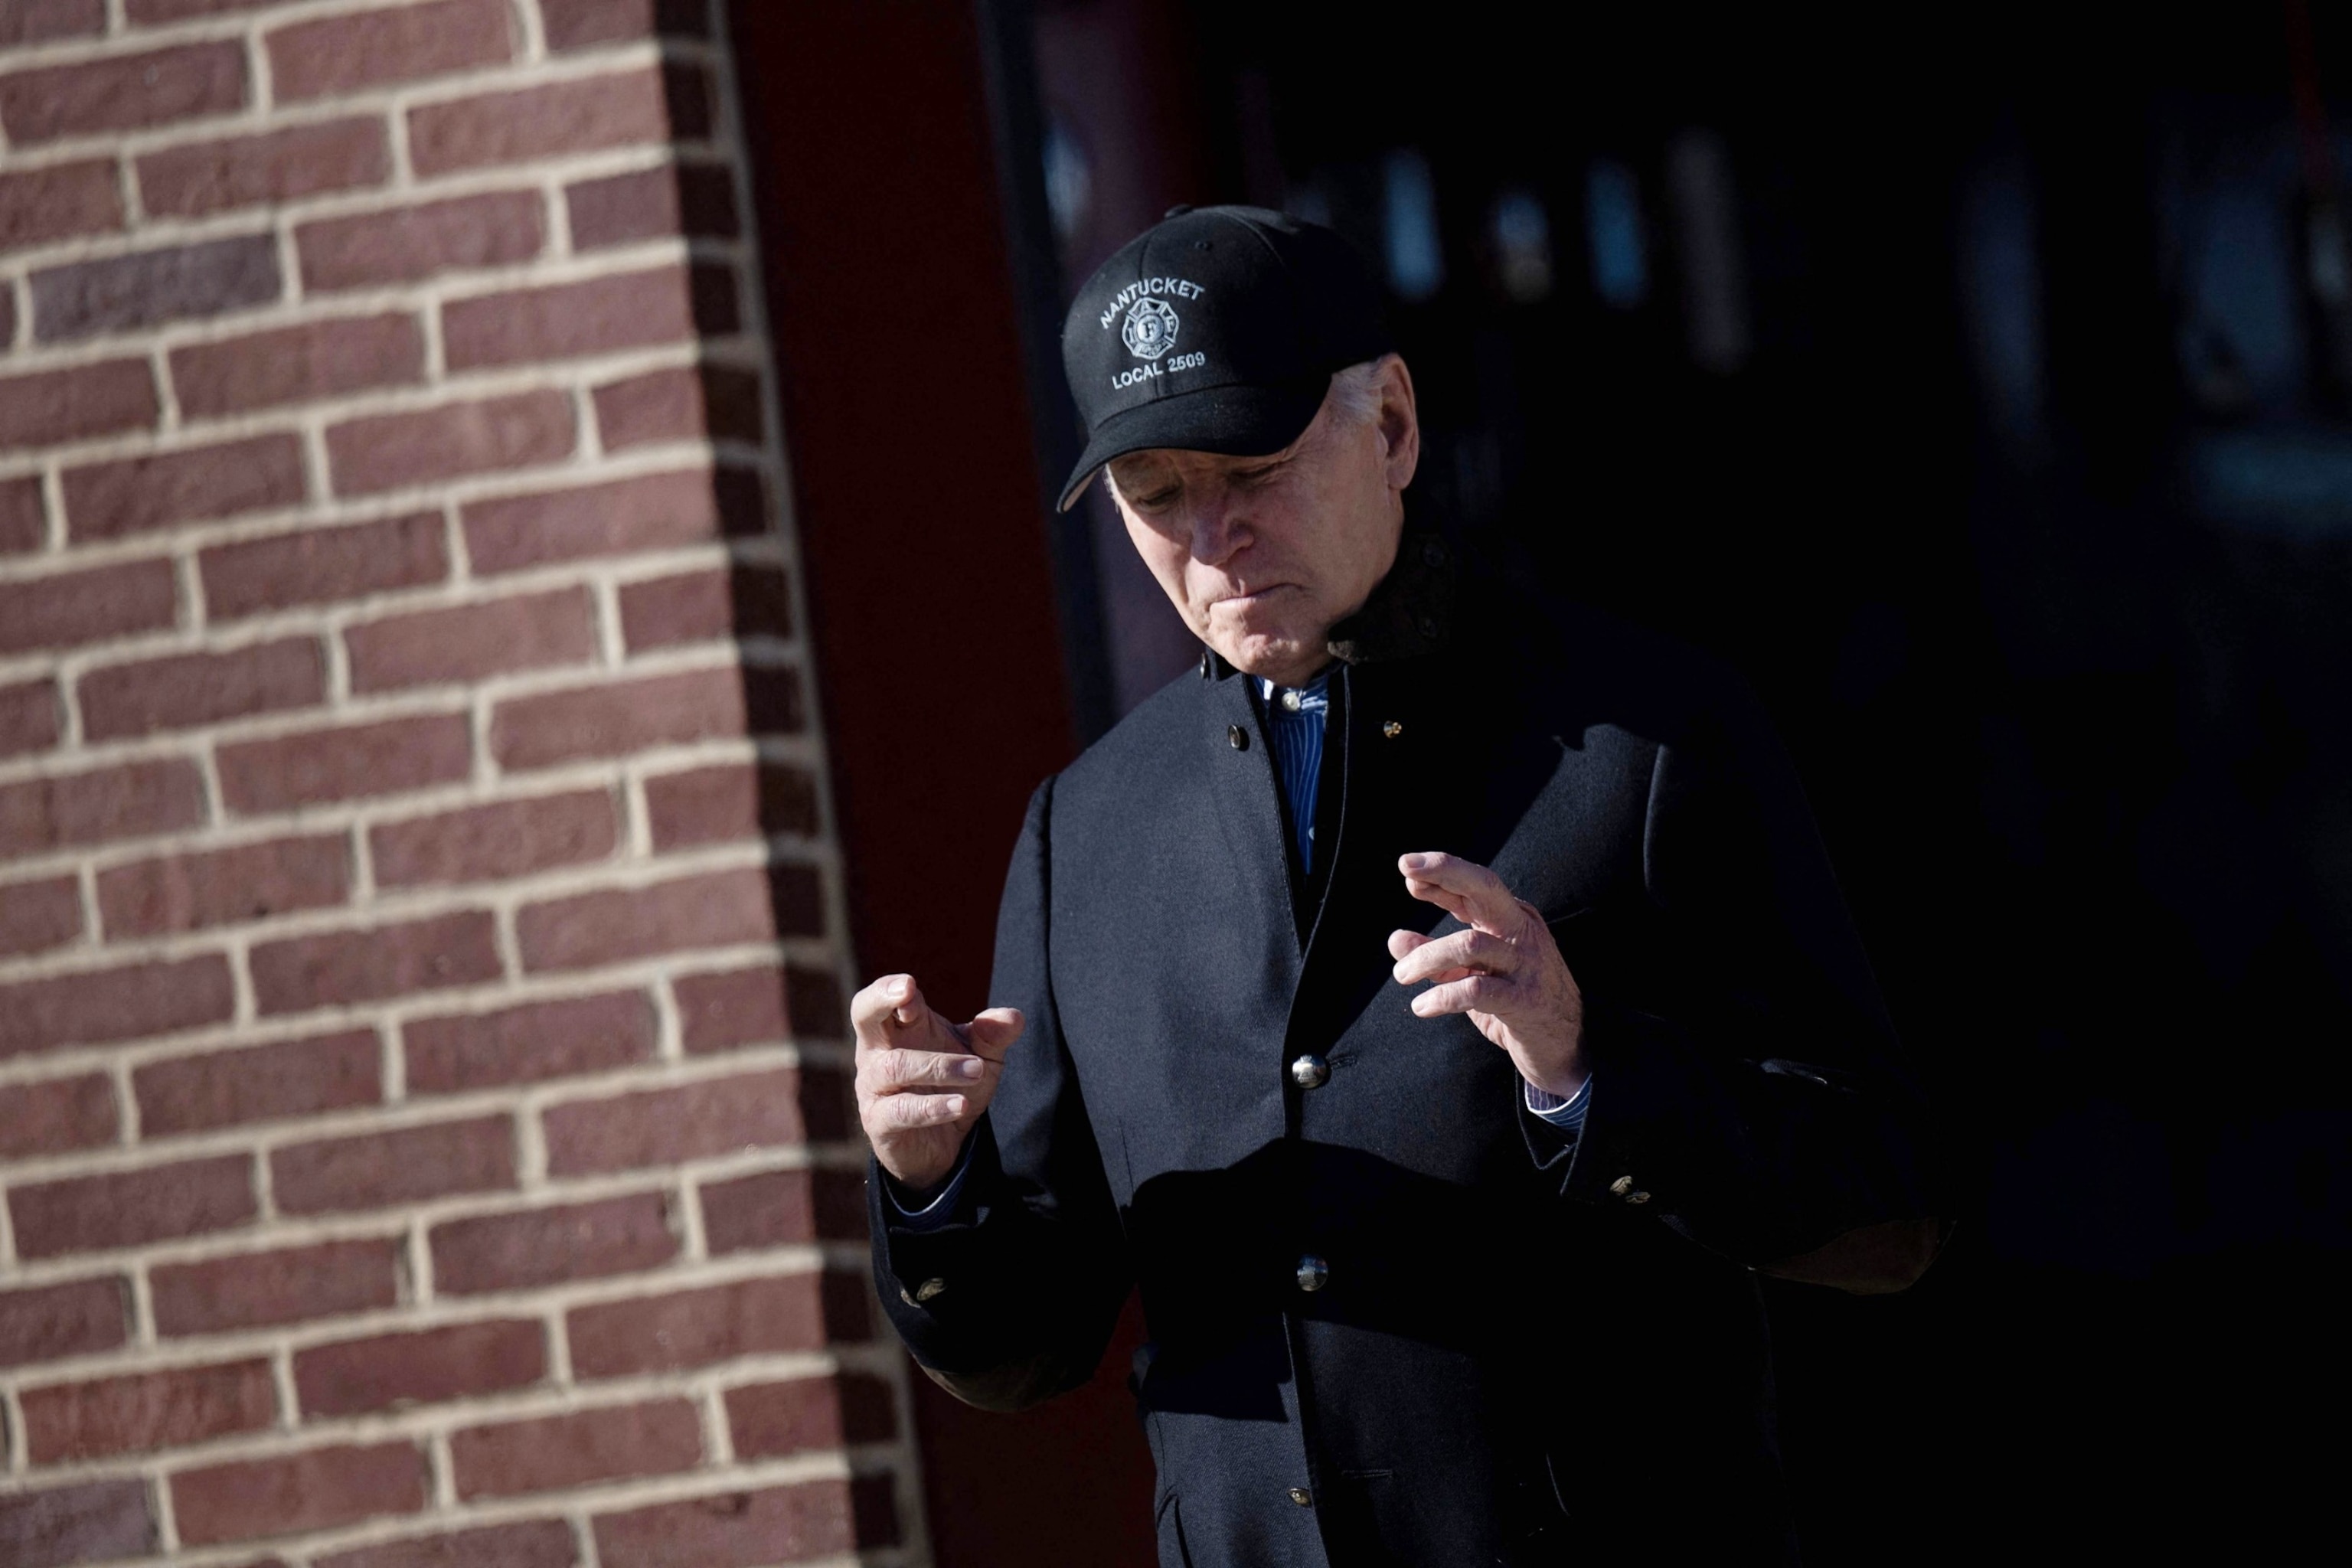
856, 206, 1941, 1566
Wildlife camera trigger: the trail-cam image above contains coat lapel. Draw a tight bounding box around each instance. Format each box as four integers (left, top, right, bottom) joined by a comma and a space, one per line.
1202, 668, 1307, 985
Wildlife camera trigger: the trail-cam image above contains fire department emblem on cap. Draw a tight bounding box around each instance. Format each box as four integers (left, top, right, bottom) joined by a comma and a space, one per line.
1122, 297, 1180, 360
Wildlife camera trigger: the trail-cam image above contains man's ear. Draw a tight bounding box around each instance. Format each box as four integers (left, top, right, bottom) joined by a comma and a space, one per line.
1377, 355, 1421, 491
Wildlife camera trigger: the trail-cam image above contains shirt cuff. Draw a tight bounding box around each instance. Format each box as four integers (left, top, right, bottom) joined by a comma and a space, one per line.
883, 1142, 976, 1231
1524, 1076, 1591, 1131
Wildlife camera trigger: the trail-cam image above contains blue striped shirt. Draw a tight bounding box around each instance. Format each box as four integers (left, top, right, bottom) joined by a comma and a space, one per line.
1260, 673, 1331, 874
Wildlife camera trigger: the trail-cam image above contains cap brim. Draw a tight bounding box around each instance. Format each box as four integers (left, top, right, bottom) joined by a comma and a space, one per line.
1057, 379, 1329, 511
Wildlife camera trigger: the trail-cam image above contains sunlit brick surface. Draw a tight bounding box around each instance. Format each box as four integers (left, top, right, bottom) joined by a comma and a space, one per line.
0, 3, 916, 1563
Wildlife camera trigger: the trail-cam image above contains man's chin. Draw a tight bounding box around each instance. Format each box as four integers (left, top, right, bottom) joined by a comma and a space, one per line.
1213, 632, 1328, 684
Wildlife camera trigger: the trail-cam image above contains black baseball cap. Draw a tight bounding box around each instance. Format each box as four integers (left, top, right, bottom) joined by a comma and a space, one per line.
1057, 204, 1393, 511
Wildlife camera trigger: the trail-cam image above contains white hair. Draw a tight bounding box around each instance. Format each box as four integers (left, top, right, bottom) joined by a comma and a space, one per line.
1325, 355, 1396, 427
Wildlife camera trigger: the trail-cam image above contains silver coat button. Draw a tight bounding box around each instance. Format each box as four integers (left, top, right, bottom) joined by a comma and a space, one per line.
1289, 1054, 1330, 1089
1288, 1487, 1315, 1507
1295, 1254, 1328, 1292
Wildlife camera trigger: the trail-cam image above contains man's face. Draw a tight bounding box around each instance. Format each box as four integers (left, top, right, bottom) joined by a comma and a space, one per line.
1106, 357, 1420, 688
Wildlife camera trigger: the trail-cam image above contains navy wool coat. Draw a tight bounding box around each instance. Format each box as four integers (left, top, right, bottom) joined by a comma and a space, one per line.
871, 532, 1942, 1566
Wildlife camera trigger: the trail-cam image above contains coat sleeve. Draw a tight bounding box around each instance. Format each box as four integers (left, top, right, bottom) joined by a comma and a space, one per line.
1525, 676, 1948, 1293
869, 776, 1135, 1408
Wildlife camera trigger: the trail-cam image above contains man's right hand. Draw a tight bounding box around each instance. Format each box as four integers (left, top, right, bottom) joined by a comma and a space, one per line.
852, 974, 1022, 1194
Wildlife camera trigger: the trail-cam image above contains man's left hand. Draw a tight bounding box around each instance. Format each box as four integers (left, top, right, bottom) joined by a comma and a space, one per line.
1389, 851, 1587, 1100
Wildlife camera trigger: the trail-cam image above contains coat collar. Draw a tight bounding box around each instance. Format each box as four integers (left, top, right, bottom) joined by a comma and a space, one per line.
1197, 524, 1456, 681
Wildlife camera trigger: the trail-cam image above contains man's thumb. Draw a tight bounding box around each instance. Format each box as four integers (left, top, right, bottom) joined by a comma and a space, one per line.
964, 1007, 1024, 1059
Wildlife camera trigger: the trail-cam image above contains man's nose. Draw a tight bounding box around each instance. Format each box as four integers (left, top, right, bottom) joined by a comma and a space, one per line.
1187, 493, 1243, 566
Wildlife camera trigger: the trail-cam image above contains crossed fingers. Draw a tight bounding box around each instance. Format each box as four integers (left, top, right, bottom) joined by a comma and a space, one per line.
851, 975, 1020, 1138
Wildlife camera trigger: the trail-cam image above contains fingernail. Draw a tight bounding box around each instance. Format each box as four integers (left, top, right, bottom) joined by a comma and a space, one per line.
952, 1057, 985, 1080
1400, 854, 1429, 871
889, 977, 911, 999
942, 1095, 967, 1116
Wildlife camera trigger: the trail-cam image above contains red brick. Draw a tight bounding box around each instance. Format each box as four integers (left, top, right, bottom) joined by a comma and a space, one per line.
152, 1236, 398, 1337
701, 1166, 867, 1253
0, 1278, 126, 1369
431, 1191, 675, 1296
0, 358, 157, 452
407, 64, 705, 178
251, 910, 501, 1015
370, 788, 618, 889
31, 232, 279, 343
452, 1397, 700, 1498
0, 42, 244, 146
566, 162, 738, 250
0, 557, 175, 658
520, 864, 820, 975
0, 678, 60, 757
542, 0, 709, 51
0, 158, 122, 256
218, 712, 469, 814
172, 313, 423, 419
0, 1073, 113, 1159
0, 874, 80, 959
0, 0, 104, 46
622, 565, 791, 654
22, 1357, 275, 1463
127, 0, 310, 22
697, 1167, 814, 1253
172, 1442, 426, 1547
135, 1028, 379, 1136
326, 389, 574, 497
201, 512, 447, 620
567, 1272, 822, 1379
295, 1318, 543, 1417
671, 969, 838, 1063
63, 432, 305, 542
78, 635, 325, 742
594, 1479, 865, 1568
136, 118, 390, 219
315, 1521, 578, 1568
9, 1153, 253, 1259
595, 363, 762, 452
0, 953, 234, 1062
492, 666, 802, 772
270, 0, 515, 104
726, 1372, 896, 1458
0, 474, 42, 553
544, 1068, 803, 1178
0, 757, 205, 864
100, 832, 349, 937
462, 466, 763, 574
647, 763, 819, 852
443, 263, 736, 371
345, 586, 598, 693
0, 1478, 155, 1568
271, 1114, 513, 1217
404, 990, 654, 1095
297, 188, 544, 292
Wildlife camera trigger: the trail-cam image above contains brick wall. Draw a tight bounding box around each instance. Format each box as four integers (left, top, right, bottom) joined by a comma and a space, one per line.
0, 3, 921, 1564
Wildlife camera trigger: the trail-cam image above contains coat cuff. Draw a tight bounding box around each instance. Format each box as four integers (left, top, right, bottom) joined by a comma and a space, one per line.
869, 1117, 1003, 1358
1520, 995, 1720, 1214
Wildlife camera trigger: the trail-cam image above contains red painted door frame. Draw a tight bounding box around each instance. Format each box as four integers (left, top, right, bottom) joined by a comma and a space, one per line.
727, 6, 1155, 1565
